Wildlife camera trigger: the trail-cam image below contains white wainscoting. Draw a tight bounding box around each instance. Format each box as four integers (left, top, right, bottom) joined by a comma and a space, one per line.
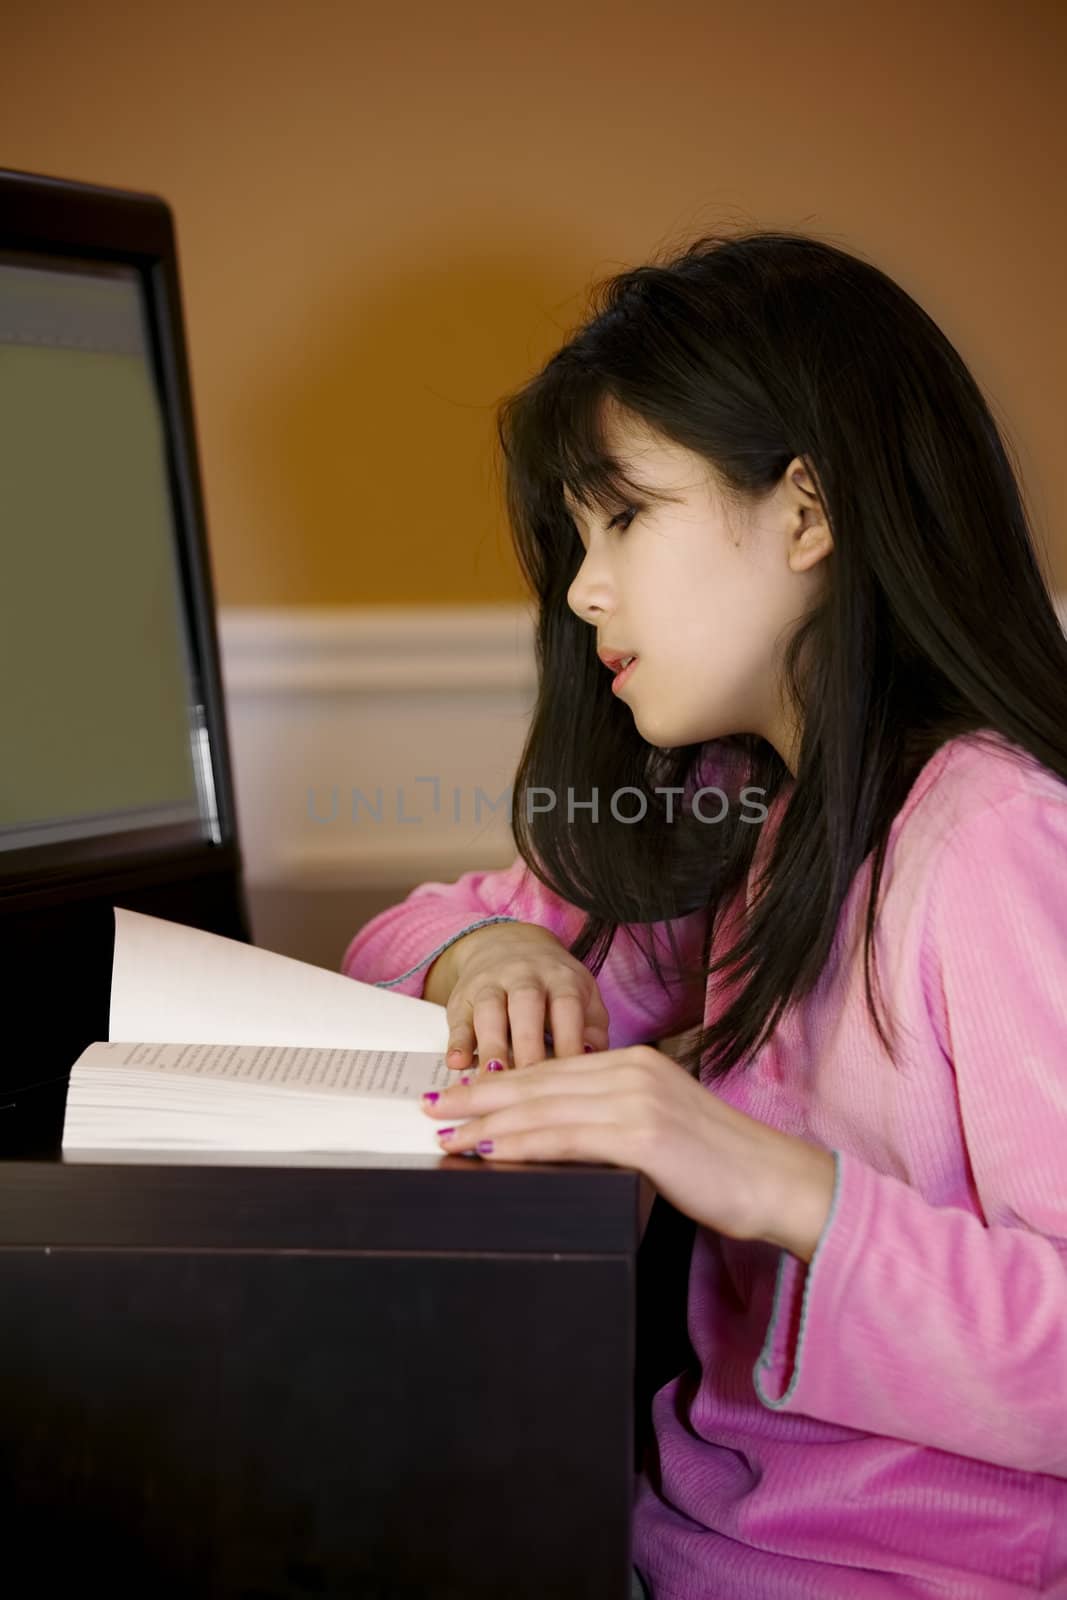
217, 605, 541, 893
218, 594, 1067, 898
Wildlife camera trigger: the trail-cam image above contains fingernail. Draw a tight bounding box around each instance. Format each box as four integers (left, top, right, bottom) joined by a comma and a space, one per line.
584, 1044, 595, 1053
486, 1059, 504, 1072
446, 1048, 464, 1061
422, 1091, 440, 1105
437, 1126, 456, 1140
477, 1139, 494, 1155
459, 1073, 473, 1085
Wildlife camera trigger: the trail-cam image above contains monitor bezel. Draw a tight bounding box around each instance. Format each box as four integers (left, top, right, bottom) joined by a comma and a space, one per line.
0, 166, 244, 900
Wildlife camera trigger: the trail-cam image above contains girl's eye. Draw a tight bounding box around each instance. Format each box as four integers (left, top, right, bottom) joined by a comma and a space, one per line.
607, 506, 638, 534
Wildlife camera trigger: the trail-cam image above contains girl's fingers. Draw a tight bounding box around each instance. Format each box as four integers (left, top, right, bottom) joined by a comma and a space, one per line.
445, 977, 613, 1075
444, 1015, 474, 1069
444, 998, 503, 1073
507, 982, 557, 1069
582, 990, 613, 1053
545, 989, 591, 1062
433, 1086, 634, 1158
468, 986, 513, 1075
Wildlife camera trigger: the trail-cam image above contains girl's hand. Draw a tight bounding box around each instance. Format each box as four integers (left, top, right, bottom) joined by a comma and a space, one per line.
420, 1044, 837, 1257
435, 922, 612, 1074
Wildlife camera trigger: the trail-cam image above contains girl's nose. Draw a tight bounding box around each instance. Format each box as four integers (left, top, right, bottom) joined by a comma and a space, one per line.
568, 583, 608, 626
567, 559, 613, 624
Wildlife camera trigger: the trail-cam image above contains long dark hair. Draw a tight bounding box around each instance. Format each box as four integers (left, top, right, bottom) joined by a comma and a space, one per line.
493, 229, 1067, 1083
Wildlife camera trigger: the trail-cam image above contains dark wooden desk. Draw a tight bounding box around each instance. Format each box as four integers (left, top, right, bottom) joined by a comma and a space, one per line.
0, 1078, 696, 1599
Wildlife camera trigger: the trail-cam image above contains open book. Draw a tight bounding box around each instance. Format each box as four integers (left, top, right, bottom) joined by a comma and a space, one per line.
62, 907, 476, 1161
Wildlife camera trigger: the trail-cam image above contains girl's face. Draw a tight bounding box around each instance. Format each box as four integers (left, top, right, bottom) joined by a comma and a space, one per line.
564, 402, 833, 775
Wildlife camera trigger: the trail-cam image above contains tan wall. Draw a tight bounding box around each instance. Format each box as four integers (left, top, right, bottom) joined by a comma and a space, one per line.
3, 0, 1064, 607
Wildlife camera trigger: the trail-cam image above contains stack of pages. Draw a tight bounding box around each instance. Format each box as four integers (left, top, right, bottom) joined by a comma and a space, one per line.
61, 907, 474, 1160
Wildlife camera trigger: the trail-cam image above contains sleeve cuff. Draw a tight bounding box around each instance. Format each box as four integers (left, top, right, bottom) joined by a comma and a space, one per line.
753, 1146, 847, 1408
370, 916, 520, 990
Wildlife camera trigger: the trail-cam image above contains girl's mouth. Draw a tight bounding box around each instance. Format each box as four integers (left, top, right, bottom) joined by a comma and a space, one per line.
611, 656, 639, 694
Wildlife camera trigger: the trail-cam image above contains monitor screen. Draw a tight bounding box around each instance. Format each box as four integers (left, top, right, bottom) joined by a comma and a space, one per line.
0, 251, 219, 859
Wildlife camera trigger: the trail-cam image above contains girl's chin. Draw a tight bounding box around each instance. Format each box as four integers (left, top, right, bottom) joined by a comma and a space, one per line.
633, 707, 710, 751
630, 711, 685, 750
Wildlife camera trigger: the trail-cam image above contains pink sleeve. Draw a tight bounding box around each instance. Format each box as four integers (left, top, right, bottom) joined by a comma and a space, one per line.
340, 853, 710, 1050
751, 788, 1067, 1476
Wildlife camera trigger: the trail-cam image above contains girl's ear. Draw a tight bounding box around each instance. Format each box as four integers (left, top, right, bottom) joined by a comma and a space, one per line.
782, 456, 833, 572
790, 520, 834, 575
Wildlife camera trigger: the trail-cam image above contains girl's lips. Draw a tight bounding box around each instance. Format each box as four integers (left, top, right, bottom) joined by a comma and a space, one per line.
611, 656, 639, 694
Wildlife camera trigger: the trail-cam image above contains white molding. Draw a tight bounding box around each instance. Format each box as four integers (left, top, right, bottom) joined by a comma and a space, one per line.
219, 604, 539, 695
218, 597, 1067, 891
218, 605, 539, 888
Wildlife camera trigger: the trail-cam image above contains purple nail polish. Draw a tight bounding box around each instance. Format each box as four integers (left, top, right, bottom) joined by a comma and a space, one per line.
422, 1091, 439, 1104
459, 1073, 472, 1085
477, 1139, 494, 1154
486, 1059, 504, 1071
437, 1126, 455, 1139
584, 1043, 595, 1053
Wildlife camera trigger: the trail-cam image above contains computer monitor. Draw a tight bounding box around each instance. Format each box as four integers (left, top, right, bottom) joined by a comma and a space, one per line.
0, 166, 250, 1132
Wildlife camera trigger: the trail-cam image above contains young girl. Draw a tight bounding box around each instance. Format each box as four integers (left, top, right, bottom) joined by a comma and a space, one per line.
341, 230, 1067, 1598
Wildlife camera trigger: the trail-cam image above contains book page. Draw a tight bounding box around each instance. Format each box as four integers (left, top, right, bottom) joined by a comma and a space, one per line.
109, 906, 450, 1052
81, 1038, 455, 1098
